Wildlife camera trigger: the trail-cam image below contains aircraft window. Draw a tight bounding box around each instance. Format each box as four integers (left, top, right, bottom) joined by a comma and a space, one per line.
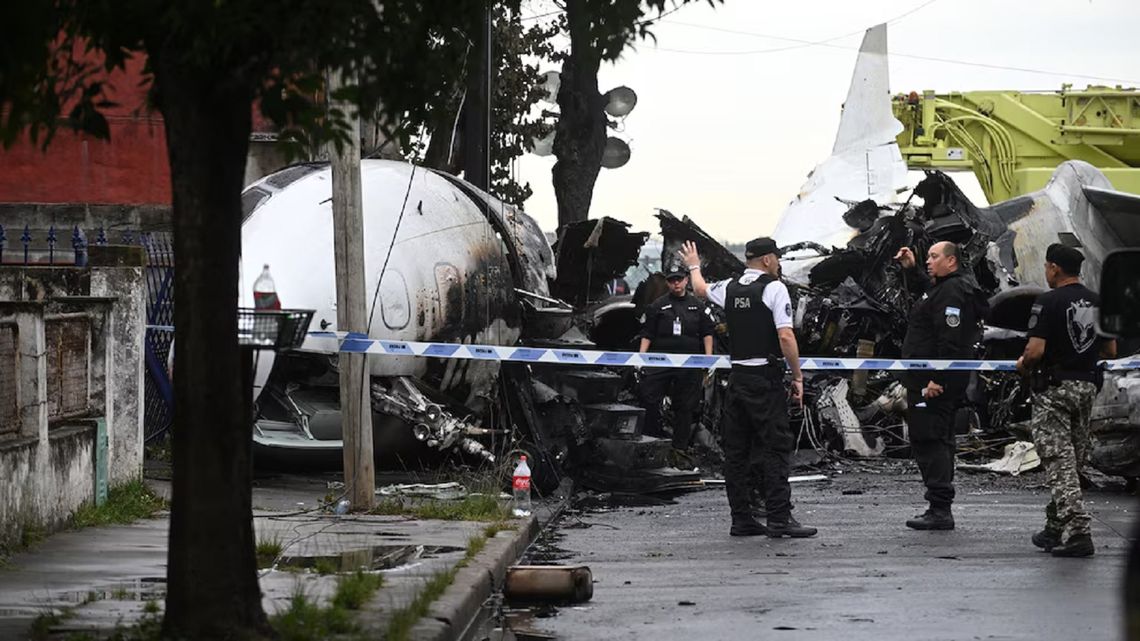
379, 270, 410, 330
264, 163, 323, 189
241, 187, 270, 222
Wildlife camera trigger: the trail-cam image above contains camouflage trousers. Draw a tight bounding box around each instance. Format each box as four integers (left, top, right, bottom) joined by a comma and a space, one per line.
1030, 380, 1097, 540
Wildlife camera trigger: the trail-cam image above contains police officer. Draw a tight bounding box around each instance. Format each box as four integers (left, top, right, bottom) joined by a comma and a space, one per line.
638, 261, 715, 457
681, 238, 817, 538
895, 241, 987, 531
1016, 243, 1116, 558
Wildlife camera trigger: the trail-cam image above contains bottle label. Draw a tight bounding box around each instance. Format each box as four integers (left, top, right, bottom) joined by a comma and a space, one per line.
254, 291, 281, 311
513, 475, 530, 491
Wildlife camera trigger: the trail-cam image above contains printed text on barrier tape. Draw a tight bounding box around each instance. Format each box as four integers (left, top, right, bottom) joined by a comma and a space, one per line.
146, 326, 1140, 371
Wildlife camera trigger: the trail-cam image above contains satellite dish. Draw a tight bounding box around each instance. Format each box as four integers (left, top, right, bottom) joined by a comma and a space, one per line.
600, 137, 630, 169
604, 86, 637, 117
538, 71, 561, 104
529, 129, 555, 157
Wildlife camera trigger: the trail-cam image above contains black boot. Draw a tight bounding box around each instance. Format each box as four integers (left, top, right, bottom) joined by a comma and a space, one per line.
1031, 529, 1062, 552
766, 516, 817, 538
1051, 533, 1095, 558
906, 508, 955, 531
730, 517, 766, 537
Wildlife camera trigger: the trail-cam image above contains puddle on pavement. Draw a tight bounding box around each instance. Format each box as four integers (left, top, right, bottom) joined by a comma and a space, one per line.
58, 577, 166, 604
574, 492, 678, 511
472, 604, 560, 641
277, 544, 464, 573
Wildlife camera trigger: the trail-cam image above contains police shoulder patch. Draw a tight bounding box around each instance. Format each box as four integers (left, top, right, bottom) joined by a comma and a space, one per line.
1028, 304, 1043, 330
945, 306, 961, 328
785, 302, 793, 316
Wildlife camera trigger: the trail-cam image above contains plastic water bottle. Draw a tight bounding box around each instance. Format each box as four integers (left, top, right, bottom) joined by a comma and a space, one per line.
334, 498, 351, 515
253, 264, 281, 310
512, 455, 532, 517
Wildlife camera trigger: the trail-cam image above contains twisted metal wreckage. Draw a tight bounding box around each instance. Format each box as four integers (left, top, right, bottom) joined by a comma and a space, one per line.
238, 155, 1140, 493
238, 21, 1140, 491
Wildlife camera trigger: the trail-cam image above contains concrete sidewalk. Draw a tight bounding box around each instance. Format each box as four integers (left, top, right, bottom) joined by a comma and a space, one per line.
0, 474, 553, 640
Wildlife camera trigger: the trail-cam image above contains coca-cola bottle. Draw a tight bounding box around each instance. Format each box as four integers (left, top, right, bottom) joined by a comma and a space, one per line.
253, 264, 281, 311
512, 455, 532, 517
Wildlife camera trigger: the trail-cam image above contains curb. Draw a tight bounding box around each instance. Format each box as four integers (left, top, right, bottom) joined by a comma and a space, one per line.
408, 515, 541, 641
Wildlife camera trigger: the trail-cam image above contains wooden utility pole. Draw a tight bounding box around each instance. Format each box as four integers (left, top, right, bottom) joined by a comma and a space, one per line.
328, 68, 375, 510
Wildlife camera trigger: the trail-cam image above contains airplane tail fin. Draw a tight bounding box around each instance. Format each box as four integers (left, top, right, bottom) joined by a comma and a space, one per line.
770, 23, 908, 259
832, 23, 903, 155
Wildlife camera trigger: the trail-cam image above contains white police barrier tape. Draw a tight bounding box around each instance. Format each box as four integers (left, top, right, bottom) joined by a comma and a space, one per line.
296, 331, 1140, 372
146, 327, 1140, 371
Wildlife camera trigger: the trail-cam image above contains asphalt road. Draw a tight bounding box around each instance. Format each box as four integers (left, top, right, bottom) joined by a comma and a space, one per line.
520, 466, 1133, 641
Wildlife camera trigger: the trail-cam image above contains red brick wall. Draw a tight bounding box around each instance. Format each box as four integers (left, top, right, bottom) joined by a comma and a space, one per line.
0, 53, 169, 205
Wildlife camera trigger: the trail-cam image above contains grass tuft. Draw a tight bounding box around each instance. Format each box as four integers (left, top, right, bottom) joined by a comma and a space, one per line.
383, 519, 514, 640
272, 587, 353, 641
29, 610, 66, 641
256, 534, 284, 569
383, 569, 456, 641
312, 557, 339, 576
370, 494, 509, 522
331, 570, 383, 611
72, 479, 166, 529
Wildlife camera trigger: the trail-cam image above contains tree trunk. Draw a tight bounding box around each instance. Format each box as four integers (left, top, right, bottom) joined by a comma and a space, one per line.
153, 55, 273, 640
552, 0, 607, 228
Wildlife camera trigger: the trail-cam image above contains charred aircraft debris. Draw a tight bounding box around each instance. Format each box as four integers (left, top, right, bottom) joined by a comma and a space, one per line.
241, 19, 1140, 491
241, 155, 1140, 493
660, 160, 1140, 475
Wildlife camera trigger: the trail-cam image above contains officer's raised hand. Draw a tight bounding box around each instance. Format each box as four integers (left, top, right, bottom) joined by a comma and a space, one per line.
894, 246, 916, 269
679, 240, 700, 268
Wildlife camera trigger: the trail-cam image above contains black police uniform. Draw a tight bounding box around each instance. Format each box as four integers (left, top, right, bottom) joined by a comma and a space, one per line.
639, 290, 715, 449
901, 269, 986, 518
721, 274, 795, 524
1028, 283, 1102, 384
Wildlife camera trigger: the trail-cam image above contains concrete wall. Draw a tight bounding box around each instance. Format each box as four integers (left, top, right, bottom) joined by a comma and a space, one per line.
90, 259, 146, 485
0, 425, 97, 548
0, 252, 145, 552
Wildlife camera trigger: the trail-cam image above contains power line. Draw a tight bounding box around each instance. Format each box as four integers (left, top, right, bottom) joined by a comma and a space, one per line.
521, 1, 692, 24
649, 31, 1140, 85
520, 8, 563, 22
646, 5, 1140, 85
653, 0, 939, 54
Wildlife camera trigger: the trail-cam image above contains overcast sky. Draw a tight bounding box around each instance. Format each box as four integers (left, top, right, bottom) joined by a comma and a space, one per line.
514, 0, 1140, 242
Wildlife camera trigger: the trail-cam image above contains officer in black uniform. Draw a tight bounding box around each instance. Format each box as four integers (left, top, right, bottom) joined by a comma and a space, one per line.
638, 261, 716, 456
681, 238, 817, 539
895, 241, 987, 530
1017, 243, 1116, 557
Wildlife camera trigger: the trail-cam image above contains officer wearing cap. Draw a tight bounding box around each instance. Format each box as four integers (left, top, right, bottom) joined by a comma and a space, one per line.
637, 260, 716, 458
680, 237, 817, 539
1016, 243, 1116, 557
895, 241, 987, 531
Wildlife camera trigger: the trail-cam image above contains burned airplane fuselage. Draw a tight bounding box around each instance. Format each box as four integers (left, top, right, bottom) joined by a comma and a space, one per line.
240, 160, 556, 463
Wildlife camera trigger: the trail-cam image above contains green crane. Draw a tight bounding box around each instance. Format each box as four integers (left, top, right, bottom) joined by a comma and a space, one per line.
892, 85, 1140, 203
